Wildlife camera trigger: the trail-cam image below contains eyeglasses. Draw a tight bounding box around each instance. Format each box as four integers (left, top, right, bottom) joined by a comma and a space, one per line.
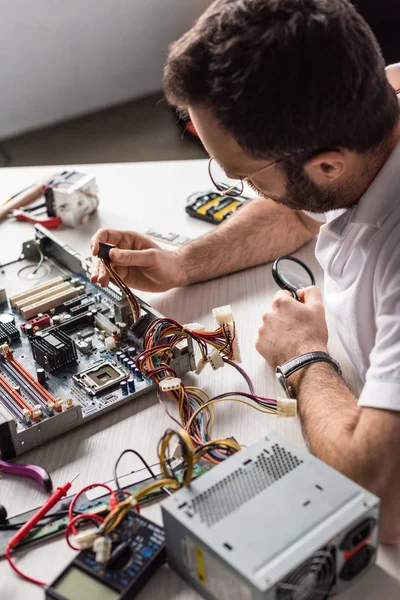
208, 155, 284, 197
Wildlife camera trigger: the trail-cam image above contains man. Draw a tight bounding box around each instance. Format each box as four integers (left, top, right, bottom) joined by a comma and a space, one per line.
91, 0, 400, 542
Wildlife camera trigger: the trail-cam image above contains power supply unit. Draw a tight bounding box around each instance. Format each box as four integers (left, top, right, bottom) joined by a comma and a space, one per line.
162, 432, 379, 600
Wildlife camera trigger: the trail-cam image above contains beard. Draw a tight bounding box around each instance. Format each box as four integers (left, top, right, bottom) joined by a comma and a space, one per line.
247, 162, 357, 213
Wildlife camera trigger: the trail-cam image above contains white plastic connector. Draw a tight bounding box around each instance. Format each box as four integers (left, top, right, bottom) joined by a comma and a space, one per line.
195, 359, 207, 375
0, 344, 9, 356
183, 322, 206, 332
65, 397, 73, 408
93, 536, 112, 563
207, 349, 225, 371
105, 336, 116, 350
212, 305, 234, 326
159, 377, 182, 392
54, 398, 63, 411
277, 397, 298, 418
23, 409, 31, 424
211, 305, 241, 363
32, 405, 42, 420
47, 401, 55, 413
76, 527, 99, 550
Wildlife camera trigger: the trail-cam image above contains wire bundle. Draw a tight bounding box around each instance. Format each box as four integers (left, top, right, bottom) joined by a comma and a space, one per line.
101, 258, 141, 321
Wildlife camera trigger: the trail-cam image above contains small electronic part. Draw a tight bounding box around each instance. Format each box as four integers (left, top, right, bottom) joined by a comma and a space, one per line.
36, 368, 46, 386
127, 378, 136, 394
98, 242, 115, 260
20, 313, 51, 333
162, 432, 380, 600
94, 312, 119, 337
120, 381, 128, 396
135, 369, 143, 382
0, 322, 20, 344
30, 330, 78, 372
46, 511, 166, 600
45, 170, 99, 228
212, 304, 241, 362
0, 289, 7, 305
105, 336, 116, 350
144, 228, 192, 247
186, 189, 249, 225
73, 361, 127, 396
0, 314, 15, 325
159, 377, 182, 392
277, 397, 297, 418
75, 338, 93, 354
117, 321, 128, 340
207, 349, 225, 371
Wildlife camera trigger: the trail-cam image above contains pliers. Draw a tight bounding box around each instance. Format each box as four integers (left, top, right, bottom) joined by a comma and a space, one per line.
0, 459, 53, 492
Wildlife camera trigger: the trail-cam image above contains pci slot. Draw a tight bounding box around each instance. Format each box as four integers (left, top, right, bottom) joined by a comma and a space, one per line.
0, 348, 61, 413
10, 276, 66, 307
0, 374, 36, 422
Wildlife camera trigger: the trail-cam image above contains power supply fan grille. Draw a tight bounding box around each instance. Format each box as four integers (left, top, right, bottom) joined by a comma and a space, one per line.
277, 548, 336, 600
191, 443, 303, 527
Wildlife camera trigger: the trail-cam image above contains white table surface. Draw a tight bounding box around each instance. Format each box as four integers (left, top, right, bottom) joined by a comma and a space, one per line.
0, 160, 399, 600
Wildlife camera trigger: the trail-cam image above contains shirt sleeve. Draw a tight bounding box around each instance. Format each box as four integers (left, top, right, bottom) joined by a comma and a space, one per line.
358, 244, 400, 411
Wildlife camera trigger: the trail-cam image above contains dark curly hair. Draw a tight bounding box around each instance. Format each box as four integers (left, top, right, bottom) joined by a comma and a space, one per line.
164, 0, 399, 162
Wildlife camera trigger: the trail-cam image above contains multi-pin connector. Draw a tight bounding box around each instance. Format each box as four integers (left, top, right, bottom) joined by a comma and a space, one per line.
277, 397, 298, 418
159, 377, 182, 392
212, 304, 241, 363
207, 349, 225, 371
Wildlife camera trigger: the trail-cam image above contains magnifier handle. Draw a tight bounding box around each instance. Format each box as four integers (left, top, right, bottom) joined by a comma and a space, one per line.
292, 290, 300, 301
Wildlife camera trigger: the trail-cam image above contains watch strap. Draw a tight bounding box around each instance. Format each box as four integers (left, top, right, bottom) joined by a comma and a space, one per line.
277, 351, 342, 379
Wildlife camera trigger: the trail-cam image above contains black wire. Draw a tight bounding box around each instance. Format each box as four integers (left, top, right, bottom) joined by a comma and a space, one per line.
114, 449, 157, 491
0, 509, 83, 531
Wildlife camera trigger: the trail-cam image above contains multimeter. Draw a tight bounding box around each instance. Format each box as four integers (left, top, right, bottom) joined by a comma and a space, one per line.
186, 189, 249, 224
45, 512, 166, 600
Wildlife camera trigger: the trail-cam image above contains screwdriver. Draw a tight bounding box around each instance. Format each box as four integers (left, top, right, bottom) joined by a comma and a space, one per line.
6, 473, 79, 586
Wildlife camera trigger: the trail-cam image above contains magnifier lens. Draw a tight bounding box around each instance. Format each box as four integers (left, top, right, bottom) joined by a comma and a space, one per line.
278, 260, 314, 290
272, 256, 316, 296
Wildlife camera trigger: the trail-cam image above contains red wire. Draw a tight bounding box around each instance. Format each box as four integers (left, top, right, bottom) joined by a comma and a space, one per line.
65, 514, 104, 551
68, 483, 114, 535
5, 546, 46, 587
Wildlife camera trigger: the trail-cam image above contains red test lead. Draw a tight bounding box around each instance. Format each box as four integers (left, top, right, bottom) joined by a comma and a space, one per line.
6, 473, 79, 587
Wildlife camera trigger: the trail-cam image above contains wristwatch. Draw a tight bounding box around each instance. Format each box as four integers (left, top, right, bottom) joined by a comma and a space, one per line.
276, 351, 342, 398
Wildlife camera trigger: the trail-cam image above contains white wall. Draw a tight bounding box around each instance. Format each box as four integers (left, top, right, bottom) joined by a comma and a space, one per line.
0, 0, 212, 139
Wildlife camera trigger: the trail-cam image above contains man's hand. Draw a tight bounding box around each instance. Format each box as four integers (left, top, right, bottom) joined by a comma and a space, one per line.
90, 229, 185, 292
256, 286, 328, 369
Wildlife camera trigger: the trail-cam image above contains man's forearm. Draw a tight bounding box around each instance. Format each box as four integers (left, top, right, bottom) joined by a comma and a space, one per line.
294, 363, 400, 542
178, 197, 319, 285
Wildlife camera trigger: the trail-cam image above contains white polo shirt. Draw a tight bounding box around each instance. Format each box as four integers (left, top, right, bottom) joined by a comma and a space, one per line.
310, 140, 400, 411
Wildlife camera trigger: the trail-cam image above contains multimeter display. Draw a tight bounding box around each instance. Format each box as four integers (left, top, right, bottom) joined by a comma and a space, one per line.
46, 512, 166, 600
186, 190, 249, 224
52, 566, 119, 600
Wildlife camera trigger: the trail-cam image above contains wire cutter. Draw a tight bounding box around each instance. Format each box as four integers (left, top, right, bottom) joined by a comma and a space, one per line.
0, 459, 53, 492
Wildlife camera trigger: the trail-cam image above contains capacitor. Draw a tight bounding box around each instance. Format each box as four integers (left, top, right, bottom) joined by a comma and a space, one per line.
120, 381, 128, 396
108, 314, 115, 324
118, 353, 126, 363
135, 369, 143, 381
118, 322, 128, 340
127, 378, 136, 393
115, 351, 123, 361
127, 360, 134, 372
87, 311, 95, 325
0, 313, 15, 325
24, 324, 34, 336
127, 347, 136, 358
37, 368, 46, 386
122, 358, 130, 368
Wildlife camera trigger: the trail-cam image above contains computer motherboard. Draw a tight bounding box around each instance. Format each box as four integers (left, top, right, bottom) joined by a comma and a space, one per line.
0, 225, 195, 459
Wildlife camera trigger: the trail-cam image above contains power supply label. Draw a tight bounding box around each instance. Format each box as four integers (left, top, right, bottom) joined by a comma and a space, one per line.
182, 536, 252, 600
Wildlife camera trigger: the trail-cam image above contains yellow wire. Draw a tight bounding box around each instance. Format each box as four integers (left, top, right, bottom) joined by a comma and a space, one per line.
185, 397, 276, 435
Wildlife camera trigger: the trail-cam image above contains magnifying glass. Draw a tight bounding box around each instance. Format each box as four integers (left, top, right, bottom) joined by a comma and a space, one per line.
272, 255, 315, 301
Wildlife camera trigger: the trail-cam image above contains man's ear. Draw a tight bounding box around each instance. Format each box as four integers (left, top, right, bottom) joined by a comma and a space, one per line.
304, 151, 346, 186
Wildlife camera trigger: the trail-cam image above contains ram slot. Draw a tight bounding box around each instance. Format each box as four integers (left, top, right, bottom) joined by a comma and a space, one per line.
0, 350, 60, 412
10, 276, 66, 308
0, 388, 22, 422
0, 359, 49, 413
0, 374, 34, 421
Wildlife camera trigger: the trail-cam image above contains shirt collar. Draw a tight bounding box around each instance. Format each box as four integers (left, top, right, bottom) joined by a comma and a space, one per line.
349, 139, 400, 227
